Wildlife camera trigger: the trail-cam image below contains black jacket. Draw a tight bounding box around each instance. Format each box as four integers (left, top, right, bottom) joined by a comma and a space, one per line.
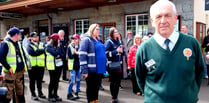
202, 35, 209, 52
68, 43, 80, 70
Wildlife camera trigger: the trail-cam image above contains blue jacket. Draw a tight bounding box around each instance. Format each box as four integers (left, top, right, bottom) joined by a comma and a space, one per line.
105, 38, 124, 66
68, 43, 80, 70
0, 38, 25, 71
46, 44, 65, 61
79, 36, 97, 74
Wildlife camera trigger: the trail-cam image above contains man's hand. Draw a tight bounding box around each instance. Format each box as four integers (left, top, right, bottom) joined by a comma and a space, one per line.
9, 68, 13, 77
207, 43, 209, 46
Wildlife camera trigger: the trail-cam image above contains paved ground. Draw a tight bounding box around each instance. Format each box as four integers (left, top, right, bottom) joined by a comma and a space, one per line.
21, 71, 209, 103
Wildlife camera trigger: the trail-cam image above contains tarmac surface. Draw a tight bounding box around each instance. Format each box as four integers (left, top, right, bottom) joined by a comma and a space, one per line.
21, 71, 209, 103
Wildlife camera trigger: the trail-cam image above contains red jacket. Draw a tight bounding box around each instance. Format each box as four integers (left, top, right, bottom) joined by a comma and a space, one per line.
128, 45, 138, 68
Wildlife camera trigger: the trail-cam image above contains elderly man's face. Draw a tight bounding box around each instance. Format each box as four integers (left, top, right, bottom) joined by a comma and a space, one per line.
127, 31, 132, 39
151, 4, 177, 38
181, 25, 188, 34
59, 31, 65, 39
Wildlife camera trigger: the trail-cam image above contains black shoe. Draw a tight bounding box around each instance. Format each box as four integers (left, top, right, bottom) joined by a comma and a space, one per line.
112, 99, 119, 103
99, 85, 105, 91
31, 95, 39, 101
63, 78, 69, 81
38, 94, 46, 99
48, 97, 56, 102
67, 93, 77, 100
55, 96, 62, 101
119, 85, 123, 89
75, 92, 79, 99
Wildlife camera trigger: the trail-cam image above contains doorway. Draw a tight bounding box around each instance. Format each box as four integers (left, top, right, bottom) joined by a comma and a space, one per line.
99, 23, 116, 43
53, 23, 69, 43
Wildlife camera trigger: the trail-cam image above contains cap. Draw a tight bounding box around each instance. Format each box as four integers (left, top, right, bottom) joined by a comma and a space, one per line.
8, 27, 24, 36
30, 32, 38, 37
51, 33, 60, 40
71, 34, 80, 39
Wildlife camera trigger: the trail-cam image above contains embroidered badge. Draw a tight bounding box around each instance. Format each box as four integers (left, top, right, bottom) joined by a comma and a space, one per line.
183, 48, 192, 60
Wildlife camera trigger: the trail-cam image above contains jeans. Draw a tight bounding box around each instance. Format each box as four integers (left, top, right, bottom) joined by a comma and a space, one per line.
204, 64, 208, 77
67, 69, 81, 94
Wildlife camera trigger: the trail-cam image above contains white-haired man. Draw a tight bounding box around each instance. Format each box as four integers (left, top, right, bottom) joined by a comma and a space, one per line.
58, 30, 68, 81
135, 0, 204, 102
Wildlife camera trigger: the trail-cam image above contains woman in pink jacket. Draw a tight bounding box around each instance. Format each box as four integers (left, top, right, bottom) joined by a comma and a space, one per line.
128, 34, 142, 96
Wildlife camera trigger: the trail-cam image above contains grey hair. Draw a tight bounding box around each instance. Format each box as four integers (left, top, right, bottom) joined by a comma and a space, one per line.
58, 30, 65, 35
150, 0, 177, 18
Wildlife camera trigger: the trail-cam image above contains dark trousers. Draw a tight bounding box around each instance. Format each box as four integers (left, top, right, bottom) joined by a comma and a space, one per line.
62, 59, 68, 80
48, 66, 62, 97
28, 66, 45, 96
109, 71, 121, 99
131, 69, 141, 94
85, 73, 102, 103
207, 65, 209, 84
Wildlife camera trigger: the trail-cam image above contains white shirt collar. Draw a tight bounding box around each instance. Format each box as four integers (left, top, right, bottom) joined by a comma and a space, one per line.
153, 31, 179, 51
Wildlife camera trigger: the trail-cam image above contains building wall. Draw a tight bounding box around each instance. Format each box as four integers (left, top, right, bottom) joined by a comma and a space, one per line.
193, 0, 206, 37
173, 0, 194, 35
0, 0, 195, 39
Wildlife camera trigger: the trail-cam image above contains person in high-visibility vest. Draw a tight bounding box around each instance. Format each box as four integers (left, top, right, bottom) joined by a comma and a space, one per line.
67, 34, 81, 100
26, 32, 46, 100
46, 33, 65, 102
0, 27, 27, 103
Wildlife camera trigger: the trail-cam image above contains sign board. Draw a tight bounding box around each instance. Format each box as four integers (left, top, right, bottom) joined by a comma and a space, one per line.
0, 12, 23, 19
206, 0, 209, 10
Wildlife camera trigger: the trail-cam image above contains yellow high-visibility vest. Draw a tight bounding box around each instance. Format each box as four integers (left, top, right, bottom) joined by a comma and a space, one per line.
28, 42, 45, 67
46, 51, 55, 70
68, 59, 74, 70
68, 44, 75, 70
3, 41, 27, 73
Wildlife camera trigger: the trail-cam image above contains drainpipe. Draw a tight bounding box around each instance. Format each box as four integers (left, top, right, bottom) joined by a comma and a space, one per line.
47, 13, 52, 35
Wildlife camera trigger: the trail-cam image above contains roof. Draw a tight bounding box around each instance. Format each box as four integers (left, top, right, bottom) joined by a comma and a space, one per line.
0, 0, 146, 16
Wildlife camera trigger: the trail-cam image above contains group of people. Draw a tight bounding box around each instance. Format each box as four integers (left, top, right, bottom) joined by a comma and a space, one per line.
0, 0, 206, 103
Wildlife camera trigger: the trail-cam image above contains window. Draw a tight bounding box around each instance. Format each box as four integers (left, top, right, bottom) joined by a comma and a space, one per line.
196, 22, 206, 43
125, 14, 148, 36
74, 19, 89, 34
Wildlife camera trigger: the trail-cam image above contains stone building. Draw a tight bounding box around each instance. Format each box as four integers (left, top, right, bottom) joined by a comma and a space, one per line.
0, 0, 207, 43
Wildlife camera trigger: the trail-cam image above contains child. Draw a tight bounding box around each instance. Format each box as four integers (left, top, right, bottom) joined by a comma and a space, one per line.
67, 34, 81, 100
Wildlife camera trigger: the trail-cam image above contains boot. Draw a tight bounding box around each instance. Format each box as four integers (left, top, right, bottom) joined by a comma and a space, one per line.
17, 95, 26, 103
67, 93, 77, 100
48, 96, 56, 102
54, 95, 62, 101
75, 92, 79, 99
3, 98, 11, 103
38, 91, 46, 99
31, 93, 39, 101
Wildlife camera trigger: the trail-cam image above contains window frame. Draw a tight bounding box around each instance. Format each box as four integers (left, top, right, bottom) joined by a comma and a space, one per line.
125, 13, 149, 37
73, 19, 89, 34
